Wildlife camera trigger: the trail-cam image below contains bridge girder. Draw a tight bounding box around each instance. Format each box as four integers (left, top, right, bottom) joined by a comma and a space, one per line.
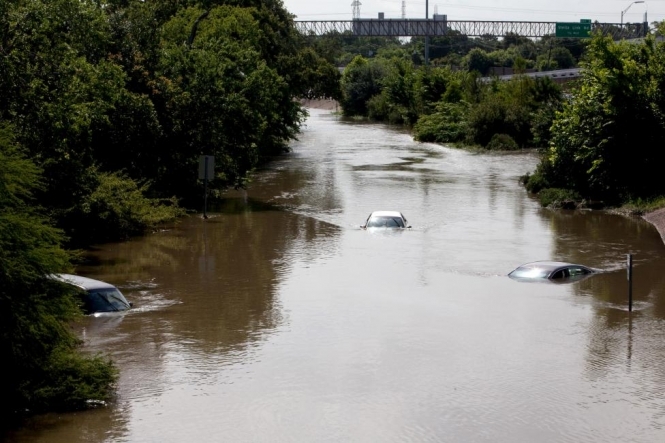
294, 20, 648, 40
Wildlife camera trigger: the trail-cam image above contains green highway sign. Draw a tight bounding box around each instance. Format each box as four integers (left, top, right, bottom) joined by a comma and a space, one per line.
555, 22, 591, 38
580, 19, 592, 24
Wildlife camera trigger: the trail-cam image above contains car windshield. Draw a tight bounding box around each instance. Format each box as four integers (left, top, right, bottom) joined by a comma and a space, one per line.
366, 216, 404, 228
86, 288, 130, 312
509, 266, 551, 279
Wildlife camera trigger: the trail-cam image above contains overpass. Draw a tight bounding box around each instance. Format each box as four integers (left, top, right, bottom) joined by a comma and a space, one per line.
294, 19, 648, 40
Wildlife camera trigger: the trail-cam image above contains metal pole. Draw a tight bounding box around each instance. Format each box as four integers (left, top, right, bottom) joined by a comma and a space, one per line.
627, 253, 633, 312
425, 0, 429, 66
203, 156, 209, 219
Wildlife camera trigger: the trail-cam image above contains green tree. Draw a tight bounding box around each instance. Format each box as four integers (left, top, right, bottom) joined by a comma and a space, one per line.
0, 0, 122, 212
550, 47, 576, 69
0, 0, 176, 242
503, 32, 530, 49
414, 67, 455, 115
340, 56, 387, 116
157, 5, 304, 191
0, 124, 117, 415
527, 32, 665, 202
464, 48, 493, 76
380, 59, 418, 124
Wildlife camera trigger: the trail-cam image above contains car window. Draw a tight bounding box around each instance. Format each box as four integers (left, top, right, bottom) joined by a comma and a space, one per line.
551, 270, 567, 279
85, 288, 130, 312
568, 267, 589, 276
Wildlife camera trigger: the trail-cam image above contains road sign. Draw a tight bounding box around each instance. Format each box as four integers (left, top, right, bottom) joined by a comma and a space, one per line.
198, 155, 214, 219
198, 155, 214, 181
580, 19, 592, 24
556, 22, 591, 38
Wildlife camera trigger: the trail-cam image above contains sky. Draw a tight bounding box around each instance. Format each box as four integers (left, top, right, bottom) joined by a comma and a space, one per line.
282, 0, 664, 24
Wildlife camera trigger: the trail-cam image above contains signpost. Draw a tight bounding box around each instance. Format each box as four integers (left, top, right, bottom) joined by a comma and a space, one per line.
627, 253, 633, 312
555, 21, 592, 38
198, 155, 214, 219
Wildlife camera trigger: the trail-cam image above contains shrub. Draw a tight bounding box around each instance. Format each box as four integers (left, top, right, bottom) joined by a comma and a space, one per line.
80, 171, 184, 242
469, 95, 534, 147
486, 133, 519, 150
367, 93, 390, 121
368, 93, 411, 124
521, 171, 550, 194
538, 188, 582, 208
27, 347, 118, 412
530, 102, 560, 147
413, 101, 469, 143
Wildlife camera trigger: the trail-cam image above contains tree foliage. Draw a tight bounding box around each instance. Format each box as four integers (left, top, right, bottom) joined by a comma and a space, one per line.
0, 124, 117, 416
0, 0, 340, 237
0, 0, 341, 417
526, 31, 665, 203
341, 56, 388, 116
341, 55, 563, 150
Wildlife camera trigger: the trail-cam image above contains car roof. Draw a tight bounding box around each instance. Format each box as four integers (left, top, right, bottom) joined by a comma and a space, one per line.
52, 273, 117, 291
515, 261, 587, 272
369, 211, 404, 218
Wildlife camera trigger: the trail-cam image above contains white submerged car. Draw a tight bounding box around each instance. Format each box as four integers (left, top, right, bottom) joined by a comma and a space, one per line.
361, 211, 411, 229
508, 261, 596, 283
53, 274, 132, 314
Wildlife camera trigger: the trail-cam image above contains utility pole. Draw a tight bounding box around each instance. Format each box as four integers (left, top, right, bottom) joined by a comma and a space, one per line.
402, 1, 406, 19
425, 0, 429, 65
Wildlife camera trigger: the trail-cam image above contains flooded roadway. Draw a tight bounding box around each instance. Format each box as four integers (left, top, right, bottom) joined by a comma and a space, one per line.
6, 109, 665, 442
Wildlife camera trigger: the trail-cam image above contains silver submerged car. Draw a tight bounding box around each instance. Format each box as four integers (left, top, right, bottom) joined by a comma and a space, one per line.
508, 261, 595, 283
361, 211, 411, 229
53, 274, 132, 314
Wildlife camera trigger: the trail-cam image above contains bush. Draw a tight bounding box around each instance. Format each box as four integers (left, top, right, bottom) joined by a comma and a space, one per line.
368, 93, 410, 124
79, 171, 184, 242
486, 133, 519, 150
530, 102, 560, 147
538, 188, 582, 208
27, 347, 118, 412
521, 170, 550, 194
367, 93, 390, 121
413, 102, 469, 143
467, 92, 534, 147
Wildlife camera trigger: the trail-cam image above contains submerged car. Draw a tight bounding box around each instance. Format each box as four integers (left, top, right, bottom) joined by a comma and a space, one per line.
508, 261, 595, 283
361, 211, 411, 229
53, 274, 132, 314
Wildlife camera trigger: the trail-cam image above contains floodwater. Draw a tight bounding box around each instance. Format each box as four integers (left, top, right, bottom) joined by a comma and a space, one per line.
6, 109, 665, 442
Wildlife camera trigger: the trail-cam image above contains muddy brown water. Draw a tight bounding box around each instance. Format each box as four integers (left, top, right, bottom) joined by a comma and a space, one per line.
5, 110, 665, 442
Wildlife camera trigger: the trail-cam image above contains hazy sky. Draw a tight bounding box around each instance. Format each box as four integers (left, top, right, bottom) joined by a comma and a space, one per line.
282, 0, 663, 24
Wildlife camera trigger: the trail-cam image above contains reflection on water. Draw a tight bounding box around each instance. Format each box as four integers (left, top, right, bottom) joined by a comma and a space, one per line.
5, 110, 665, 442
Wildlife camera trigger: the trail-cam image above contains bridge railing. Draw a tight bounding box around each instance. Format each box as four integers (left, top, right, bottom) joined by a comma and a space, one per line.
294, 20, 648, 40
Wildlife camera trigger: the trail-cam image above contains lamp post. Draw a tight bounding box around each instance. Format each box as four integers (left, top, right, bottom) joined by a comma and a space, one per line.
621, 1, 645, 26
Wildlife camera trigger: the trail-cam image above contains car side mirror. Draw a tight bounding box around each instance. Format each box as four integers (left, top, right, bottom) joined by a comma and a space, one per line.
129, 302, 134, 307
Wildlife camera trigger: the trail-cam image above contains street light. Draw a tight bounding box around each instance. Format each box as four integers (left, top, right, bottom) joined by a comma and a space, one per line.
621, 1, 645, 26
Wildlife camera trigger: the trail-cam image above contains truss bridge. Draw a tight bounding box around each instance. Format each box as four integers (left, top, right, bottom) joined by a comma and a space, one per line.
294, 19, 648, 40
